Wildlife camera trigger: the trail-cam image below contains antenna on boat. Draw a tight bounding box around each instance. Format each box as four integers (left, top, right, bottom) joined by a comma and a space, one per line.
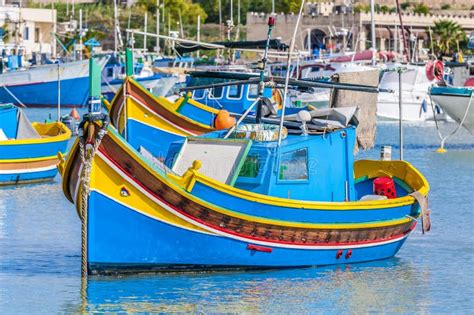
277, 0, 305, 146
255, 15, 275, 123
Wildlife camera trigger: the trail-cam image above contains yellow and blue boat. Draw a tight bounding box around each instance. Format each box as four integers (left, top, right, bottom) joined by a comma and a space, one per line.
60, 115, 430, 274
0, 104, 71, 185
59, 53, 430, 275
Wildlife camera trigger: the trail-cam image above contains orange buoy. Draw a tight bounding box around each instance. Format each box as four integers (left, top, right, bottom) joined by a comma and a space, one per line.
70, 108, 80, 120
214, 110, 236, 130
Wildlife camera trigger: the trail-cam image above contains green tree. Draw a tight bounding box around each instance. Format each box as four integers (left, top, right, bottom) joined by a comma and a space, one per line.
400, 2, 412, 11
413, 3, 430, 14
431, 20, 467, 55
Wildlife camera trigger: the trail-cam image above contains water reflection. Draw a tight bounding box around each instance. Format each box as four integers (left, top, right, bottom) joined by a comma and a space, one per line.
77, 259, 428, 313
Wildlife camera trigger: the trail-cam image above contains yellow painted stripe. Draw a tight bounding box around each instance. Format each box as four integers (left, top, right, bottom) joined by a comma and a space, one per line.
0, 155, 60, 163
186, 98, 221, 115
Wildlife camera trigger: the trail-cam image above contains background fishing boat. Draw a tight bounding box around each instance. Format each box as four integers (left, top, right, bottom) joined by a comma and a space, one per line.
0, 104, 71, 185
0, 57, 108, 108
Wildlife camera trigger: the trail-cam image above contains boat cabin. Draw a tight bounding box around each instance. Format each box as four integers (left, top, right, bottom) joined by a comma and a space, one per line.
188, 76, 275, 114
165, 123, 357, 202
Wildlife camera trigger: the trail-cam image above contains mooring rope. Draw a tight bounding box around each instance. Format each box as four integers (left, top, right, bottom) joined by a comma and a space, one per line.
78, 123, 108, 277
1, 85, 26, 107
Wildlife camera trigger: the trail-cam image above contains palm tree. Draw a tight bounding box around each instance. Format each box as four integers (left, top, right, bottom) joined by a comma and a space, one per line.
431, 20, 466, 55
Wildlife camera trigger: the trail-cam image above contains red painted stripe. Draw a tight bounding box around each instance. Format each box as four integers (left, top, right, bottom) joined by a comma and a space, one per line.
99, 148, 417, 247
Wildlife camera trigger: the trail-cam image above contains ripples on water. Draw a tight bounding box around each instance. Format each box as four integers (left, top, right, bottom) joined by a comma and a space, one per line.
1, 112, 473, 313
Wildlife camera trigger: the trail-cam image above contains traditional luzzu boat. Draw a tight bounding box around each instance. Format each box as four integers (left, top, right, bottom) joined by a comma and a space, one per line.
0, 104, 71, 185
60, 17, 430, 274
60, 108, 430, 274
105, 76, 218, 157
59, 59, 431, 274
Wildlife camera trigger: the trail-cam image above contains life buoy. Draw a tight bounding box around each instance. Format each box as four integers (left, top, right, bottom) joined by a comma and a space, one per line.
464, 78, 474, 87
426, 60, 444, 81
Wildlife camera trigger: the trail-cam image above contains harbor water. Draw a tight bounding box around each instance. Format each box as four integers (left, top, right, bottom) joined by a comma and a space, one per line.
1, 109, 473, 313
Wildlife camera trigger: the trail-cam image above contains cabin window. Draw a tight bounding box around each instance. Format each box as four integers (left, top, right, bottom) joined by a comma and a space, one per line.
310, 67, 320, 73
278, 148, 308, 181
227, 84, 242, 99
209, 86, 223, 99
239, 155, 260, 178
248, 84, 259, 100
193, 89, 205, 99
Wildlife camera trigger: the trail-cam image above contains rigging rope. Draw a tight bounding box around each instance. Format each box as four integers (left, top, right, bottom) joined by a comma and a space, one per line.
429, 89, 473, 152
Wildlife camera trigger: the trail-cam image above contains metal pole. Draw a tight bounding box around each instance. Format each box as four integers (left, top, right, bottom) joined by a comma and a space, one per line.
307, 28, 311, 55
79, 9, 83, 60
52, 1, 57, 57
230, 0, 233, 25
278, 0, 305, 146
272, 0, 275, 14
156, 0, 160, 53
218, 0, 222, 40
237, 0, 240, 26
113, 0, 118, 54
398, 68, 404, 160
144, 12, 148, 52
370, 0, 376, 66
197, 15, 201, 58
57, 63, 61, 122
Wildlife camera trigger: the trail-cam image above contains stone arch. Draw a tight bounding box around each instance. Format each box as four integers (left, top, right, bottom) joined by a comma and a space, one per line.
304, 28, 327, 51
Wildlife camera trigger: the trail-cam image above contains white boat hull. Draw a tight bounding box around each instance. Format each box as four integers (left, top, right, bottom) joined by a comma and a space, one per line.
431, 93, 474, 134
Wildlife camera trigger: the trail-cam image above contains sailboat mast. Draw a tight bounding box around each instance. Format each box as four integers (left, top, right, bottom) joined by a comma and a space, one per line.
395, 0, 408, 61
156, 0, 160, 53
113, 0, 118, 54
370, 0, 376, 66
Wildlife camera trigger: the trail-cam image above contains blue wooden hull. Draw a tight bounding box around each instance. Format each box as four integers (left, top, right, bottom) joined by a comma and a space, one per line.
0, 137, 69, 185
88, 191, 409, 273
0, 76, 89, 107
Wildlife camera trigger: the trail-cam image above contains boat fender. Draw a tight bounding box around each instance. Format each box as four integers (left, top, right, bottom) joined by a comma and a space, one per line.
336, 249, 343, 259
214, 110, 236, 130
70, 108, 80, 120
246, 244, 272, 253
345, 249, 352, 259
426, 60, 444, 81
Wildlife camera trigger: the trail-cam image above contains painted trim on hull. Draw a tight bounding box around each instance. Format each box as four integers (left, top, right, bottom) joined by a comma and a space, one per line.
0, 164, 57, 174
95, 150, 416, 250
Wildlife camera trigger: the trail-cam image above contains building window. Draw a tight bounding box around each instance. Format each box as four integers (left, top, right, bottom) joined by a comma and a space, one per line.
24, 27, 29, 40
35, 28, 40, 43
278, 148, 308, 181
